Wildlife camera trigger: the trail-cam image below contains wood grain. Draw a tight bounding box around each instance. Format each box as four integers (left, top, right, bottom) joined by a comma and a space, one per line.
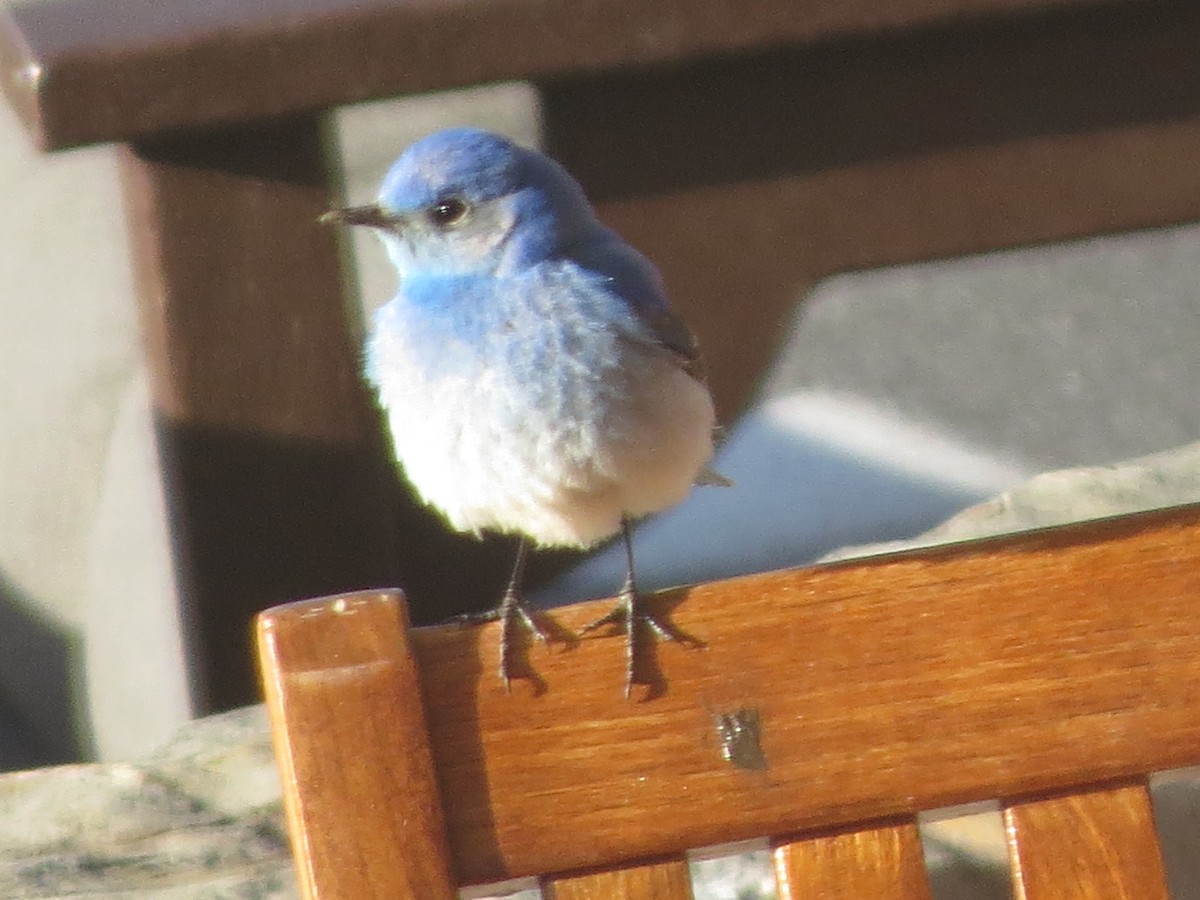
423, 503, 1200, 883
543, 857, 694, 899
1004, 781, 1170, 899
773, 820, 932, 899
258, 592, 456, 900
259, 503, 1200, 885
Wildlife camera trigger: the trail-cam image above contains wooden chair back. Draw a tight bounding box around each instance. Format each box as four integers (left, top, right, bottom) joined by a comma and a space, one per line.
257, 503, 1200, 898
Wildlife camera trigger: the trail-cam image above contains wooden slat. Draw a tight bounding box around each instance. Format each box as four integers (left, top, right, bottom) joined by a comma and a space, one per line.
0, 0, 1111, 149
392, 503, 1200, 883
544, 858, 694, 899
1004, 781, 1170, 899
118, 116, 403, 712
773, 820, 932, 899
258, 591, 457, 900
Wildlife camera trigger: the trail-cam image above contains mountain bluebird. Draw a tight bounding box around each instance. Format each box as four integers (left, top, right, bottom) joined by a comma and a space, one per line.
323, 127, 725, 696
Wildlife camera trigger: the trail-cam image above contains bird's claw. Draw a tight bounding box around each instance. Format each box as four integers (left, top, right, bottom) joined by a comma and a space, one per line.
580, 589, 691, 699
497, 592, 550, 691
456, 589, 550, 691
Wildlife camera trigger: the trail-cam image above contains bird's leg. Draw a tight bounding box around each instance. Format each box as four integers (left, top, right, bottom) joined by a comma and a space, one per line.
579, 518, 678, 698
497, 539, 550, 689
459, 539, 549, 690
492, 540, 552, 696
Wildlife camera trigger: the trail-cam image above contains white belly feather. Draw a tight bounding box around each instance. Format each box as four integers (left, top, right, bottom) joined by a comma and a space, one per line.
367, 305, 716, 548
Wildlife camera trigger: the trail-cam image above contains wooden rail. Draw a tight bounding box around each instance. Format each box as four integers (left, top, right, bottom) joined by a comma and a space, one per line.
260, 502, 1200, 886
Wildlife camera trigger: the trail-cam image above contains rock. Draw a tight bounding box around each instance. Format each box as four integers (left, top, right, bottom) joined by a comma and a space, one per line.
0, 706, 294, 899
824, 439, 1200, 561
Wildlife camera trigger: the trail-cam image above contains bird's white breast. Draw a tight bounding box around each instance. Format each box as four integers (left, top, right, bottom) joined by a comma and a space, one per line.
366, 277, 716, 548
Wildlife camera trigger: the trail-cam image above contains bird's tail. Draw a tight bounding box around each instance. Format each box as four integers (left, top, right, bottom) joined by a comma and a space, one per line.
696, 466, 733, 488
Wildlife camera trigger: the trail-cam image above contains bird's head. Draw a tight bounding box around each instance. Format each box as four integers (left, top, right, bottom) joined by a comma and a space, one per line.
322, 128, 598, 279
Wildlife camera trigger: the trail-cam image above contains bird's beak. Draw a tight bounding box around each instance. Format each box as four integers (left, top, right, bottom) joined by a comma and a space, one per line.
319, 203, 396, 229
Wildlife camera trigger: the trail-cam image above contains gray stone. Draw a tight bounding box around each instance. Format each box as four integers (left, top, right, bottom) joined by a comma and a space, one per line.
825, 439, 1200, 561
0, 706, 294, 899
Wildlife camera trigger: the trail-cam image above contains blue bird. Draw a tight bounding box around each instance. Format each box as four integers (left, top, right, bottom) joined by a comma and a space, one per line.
323, 128, 726, 696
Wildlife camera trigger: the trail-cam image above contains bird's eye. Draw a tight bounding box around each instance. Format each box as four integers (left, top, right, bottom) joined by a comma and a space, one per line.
427, 196, 469, 229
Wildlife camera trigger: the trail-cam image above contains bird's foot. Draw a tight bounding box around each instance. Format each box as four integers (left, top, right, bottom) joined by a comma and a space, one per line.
579, 585, 696, 699
458, 590, 550, 691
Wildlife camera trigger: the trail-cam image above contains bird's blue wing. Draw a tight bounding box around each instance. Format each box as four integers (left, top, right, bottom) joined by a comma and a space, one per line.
570, 230, 707, 380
